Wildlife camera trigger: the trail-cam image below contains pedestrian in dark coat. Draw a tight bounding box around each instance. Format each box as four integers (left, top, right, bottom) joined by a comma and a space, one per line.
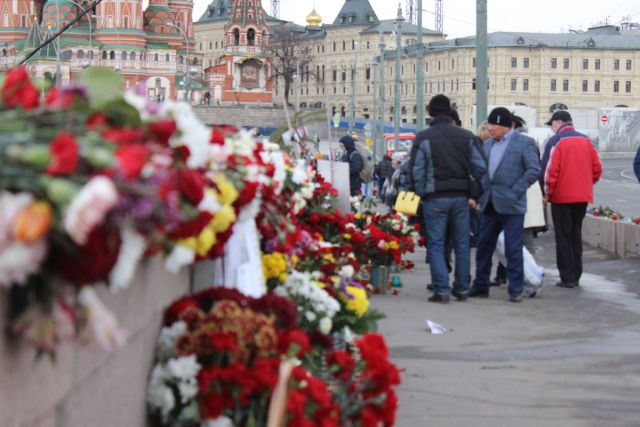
375, 155, 393, 197
339, 135, 363, 196
634, 145, 640, 183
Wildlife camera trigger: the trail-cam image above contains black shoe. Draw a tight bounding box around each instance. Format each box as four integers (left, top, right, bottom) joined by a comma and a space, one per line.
426, 283, 434, 291
490, 277, 506, 287
468, 286, 489, 298
451, 289, 468, 301
555, 281, 577, 288
428, 294, 450, 304
509, 293, 523, 303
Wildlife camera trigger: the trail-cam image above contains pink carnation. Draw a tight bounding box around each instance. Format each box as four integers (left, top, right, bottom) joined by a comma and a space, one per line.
64, 176, 118, 245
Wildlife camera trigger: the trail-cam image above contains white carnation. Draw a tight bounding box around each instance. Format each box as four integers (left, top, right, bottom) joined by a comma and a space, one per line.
167, 355, 201, 382
319, 317, 332, 335
156, 321, 187, 361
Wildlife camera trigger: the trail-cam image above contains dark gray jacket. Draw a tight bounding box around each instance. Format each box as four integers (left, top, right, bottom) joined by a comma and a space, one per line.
412, 117, 487, 199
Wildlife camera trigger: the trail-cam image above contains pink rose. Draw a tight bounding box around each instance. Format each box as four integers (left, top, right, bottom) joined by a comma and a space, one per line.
64, 176, 118, 245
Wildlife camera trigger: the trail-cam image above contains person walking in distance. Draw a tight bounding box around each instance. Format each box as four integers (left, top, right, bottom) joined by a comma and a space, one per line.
542, 111, 602, 288
339, 135, 363, 197
412, 94, 487, 304
469, 108, 540, 303
375, 153, 393, 199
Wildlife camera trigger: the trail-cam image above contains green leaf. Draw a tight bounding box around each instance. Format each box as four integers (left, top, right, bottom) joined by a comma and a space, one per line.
101, 98, 142, 128
77, 68, 124, 108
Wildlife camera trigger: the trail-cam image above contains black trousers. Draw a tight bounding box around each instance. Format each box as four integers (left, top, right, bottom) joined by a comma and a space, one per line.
551, 203, 587, 284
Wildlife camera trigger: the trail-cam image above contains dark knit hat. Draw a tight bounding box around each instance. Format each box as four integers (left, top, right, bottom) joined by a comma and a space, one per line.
487, 107, 512, 127
428, 94, 451, 117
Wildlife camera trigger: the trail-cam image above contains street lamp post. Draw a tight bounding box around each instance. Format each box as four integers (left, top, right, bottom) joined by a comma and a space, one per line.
169, 23, 190, 102
393, 4, 404, 151
350, 41, 358, 132
55, 0, 61, 85
377, 32, 386, 160
416, 0, 425, 131
371, 59, 378, 163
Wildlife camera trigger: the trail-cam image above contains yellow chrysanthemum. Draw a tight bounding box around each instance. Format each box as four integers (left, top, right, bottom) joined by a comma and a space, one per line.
387, 241, 399, 250
343, 233, 352, 240
211, 205, 236, 233
262, 252, 289, 280
340, 285, 369, 318
179, 237, 198, 250
323, 253, 336, 263
213, 174, 239, 205
195, 227, 217, 256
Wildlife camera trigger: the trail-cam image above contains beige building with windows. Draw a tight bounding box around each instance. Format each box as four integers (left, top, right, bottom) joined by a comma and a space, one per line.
194, 0, 640, 128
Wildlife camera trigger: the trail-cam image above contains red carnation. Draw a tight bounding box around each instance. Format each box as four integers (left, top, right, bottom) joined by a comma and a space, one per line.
209, 331, 238, 352
102, 127, 146, 145
210, 128, 226, 145
164, 296, 199, 325
168, 211, 213, 240
86, 112, 108, 128
177, 168, 206, 206
2, 67, 39, 110
115, 144, 149, 179
278, 329, 311, 357
46, 132, 79, 176
50, 225, 121, 286
148, 119, 177, 146
45, 87, 76, 109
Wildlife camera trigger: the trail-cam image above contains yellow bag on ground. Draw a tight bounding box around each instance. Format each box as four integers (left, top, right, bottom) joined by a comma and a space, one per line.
394, 191, 421, 216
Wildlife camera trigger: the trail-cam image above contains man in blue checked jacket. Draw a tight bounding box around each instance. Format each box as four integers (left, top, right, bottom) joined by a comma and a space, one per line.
468, 107, 541, 303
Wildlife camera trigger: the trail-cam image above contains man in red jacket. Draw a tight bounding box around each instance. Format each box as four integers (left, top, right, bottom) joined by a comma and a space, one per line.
543, 111, 602, 288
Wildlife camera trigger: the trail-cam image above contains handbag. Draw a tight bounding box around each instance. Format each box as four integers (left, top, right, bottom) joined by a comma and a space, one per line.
394, 191, 421, 216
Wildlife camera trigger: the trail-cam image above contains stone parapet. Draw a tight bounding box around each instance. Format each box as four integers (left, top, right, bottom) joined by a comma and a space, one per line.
0, 258, 190, 427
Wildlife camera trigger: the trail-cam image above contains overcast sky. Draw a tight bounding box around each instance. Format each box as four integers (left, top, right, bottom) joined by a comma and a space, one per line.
192, 0, 640, 38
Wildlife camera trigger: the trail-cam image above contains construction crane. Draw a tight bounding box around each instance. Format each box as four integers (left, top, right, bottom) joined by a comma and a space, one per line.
270, 0, 280, 19
435, 0, 443, 33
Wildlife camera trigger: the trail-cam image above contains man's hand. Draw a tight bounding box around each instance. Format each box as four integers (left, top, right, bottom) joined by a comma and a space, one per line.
468, 199, 478, 209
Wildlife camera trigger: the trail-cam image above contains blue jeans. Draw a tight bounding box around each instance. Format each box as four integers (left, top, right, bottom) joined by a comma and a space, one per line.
422, 197, 470, 296
474, 203, 525, 295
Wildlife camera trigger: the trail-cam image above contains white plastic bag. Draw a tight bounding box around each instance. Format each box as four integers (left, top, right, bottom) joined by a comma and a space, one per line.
495, 232, 544, 297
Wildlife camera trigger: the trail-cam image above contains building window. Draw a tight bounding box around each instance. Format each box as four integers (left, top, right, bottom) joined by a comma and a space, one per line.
247, 28, 255, 46
333, 41, 336, 51
511, 57, 517, 68
341, 70, 346, 81
614, 59, 620, 70
594, 80, 600, 92
154, 53, 159, 62
626, 60, 632, 70
582, 80, 588, 92
88, 50, 94, 59
77, 49, 84, 59
352, 40, 355, 50
130, 52, 135, 60
511, 79, 517, 91
451, 59, 454, 69
472, 57, 476, 68
233, 28, 240, 46
626, 81, 631, 93
342, 41, 346, 51
472, 78, 476, 90
614, 80, 619, 92
123, 16, 129, 29
365, 67, 370, 79
102, 50, 107, 60
563, 79, 569, 91
583, 59, 588, 69
110, 51, 116, 60
122, 51, 128, 60
551, 58, 557, 69
438, 61, 441, 71
523, 58, 529, 68
550, 79, 557, 91
563, 58, 569, 69
523, 79, 529, 91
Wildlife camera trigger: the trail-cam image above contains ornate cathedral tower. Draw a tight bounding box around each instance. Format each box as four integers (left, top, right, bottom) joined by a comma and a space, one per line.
94, 0, 146, 48
207, 0, 271, 104
0, 0, 44, 42
143, 0, 181, 48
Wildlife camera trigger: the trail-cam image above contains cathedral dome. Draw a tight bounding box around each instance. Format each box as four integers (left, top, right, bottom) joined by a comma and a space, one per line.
305, 7, 322, 27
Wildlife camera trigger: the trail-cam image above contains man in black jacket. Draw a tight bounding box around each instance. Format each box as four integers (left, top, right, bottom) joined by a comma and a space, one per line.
339, 135, 363, 196
412, 94, 487, 303
375, 154, 393, 199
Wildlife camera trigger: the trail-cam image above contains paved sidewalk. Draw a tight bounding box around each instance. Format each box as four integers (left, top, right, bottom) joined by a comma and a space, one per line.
373, 231, 640, 427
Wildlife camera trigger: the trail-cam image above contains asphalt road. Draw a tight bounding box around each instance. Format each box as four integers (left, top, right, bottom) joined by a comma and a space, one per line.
592, 158, 640, 217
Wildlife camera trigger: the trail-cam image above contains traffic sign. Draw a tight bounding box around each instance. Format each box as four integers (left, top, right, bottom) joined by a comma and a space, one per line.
600, 114, 609, 126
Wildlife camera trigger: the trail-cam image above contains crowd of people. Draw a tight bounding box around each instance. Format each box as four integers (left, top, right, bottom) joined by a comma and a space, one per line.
340, 94, 605, 304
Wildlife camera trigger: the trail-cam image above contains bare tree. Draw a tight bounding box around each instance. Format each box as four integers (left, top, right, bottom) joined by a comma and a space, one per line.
268, 24, 315, 106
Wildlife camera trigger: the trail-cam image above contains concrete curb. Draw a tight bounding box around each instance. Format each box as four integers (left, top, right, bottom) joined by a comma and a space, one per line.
582, 214, 640, 258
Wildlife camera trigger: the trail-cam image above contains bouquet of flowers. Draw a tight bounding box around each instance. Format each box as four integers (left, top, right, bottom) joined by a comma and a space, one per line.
147, 287, 345, 427
0, 67, 284, 355
353, 212, 422, 266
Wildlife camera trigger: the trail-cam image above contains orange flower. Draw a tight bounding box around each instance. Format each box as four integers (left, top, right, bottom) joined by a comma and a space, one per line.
12, 201, 52, 243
